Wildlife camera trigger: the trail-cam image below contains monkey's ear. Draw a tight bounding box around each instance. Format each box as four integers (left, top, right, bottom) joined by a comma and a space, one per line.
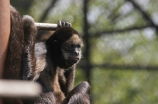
53, 40, 58, 44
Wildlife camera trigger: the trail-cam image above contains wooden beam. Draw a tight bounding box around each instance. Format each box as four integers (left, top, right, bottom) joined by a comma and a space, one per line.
0, 80, 41, 98
0, 0, 10, 78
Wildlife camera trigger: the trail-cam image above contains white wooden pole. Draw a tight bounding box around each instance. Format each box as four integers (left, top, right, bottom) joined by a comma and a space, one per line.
35, 23, 58, 30
0, 80, 41, 98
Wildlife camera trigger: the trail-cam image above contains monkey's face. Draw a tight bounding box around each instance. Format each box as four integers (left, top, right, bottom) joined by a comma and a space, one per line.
61, 34, 83, 66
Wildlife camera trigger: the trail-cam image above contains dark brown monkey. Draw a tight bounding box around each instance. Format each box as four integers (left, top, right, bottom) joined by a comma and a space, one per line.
38, 27, 90, 104
22, 26, 90, 104
3, 6, 24, 80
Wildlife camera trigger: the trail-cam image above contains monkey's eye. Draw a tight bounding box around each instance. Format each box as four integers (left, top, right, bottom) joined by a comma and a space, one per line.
77, 44, 81, 48
69, 44, 74, 48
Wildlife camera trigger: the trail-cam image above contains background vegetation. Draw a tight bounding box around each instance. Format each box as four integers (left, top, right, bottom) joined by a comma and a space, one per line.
11, 0, 158, 103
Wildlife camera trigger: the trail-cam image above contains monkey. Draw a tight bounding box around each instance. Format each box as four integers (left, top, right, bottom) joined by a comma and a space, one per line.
21, 19, 90, 103
36, 27, 90, 104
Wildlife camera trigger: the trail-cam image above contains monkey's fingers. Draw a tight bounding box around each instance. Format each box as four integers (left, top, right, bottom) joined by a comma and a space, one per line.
58, 20, 72, 28
58, 20, 62, 27
65, 21, 72, 27
61, 20, 66, 26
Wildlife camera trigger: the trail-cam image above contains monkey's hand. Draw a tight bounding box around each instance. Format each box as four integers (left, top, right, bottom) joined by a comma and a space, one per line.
58, 20, 72, 27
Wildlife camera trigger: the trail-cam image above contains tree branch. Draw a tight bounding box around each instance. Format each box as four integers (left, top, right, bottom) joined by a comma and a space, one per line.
79, 63, 158, 70
92, 24, 153, 37
126, 0, 158, 33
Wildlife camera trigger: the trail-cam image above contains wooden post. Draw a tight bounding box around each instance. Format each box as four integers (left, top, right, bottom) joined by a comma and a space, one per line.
0, 0, 10, 78
0, 1, 10, 104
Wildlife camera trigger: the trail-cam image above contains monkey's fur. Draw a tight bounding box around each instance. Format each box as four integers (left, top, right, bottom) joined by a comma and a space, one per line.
3, 5, 90, 104
3, 6, 24, 80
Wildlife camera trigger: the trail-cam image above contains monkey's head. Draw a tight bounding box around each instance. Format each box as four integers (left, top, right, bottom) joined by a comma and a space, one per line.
46, 27, 83, 69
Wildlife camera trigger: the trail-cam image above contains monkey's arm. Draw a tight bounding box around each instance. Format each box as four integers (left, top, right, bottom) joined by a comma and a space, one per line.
21, 15, 37, 80
65, 67, 75, 95
59, 66, 75, 96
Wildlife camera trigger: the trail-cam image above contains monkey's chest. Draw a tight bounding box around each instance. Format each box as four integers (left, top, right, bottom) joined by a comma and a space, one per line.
35, 91, 65, 104
36, 70, 65, 103
35, 87, 65, 104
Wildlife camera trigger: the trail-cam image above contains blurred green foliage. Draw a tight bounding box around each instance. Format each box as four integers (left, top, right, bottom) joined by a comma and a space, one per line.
92, 68, 158, 104
11, 0, 158, 104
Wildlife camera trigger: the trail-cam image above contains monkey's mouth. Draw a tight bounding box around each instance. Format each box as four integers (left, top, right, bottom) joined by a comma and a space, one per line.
70, 58, 79, 62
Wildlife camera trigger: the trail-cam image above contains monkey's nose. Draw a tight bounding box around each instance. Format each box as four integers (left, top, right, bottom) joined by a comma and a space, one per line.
74, 51, 79, 56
